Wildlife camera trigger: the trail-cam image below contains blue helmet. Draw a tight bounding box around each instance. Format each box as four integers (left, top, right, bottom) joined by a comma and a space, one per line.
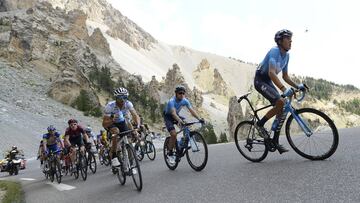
47, 125, 56, 132
274, 29, 293, 43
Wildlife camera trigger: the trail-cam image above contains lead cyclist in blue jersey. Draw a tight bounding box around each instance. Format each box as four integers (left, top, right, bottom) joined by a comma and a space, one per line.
254, 29, 306, 154
164, 85, 204, 164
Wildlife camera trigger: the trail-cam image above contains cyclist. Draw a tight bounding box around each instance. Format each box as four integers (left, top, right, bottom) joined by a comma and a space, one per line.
102, 87, 141, 167
63, 119, 87, 171
254, 29, 306, 154
163, 85, 204, 164
42, 125, 64, 172
37, 140, 44, 166
84, 126, 97, 152
97, 130, 109, 163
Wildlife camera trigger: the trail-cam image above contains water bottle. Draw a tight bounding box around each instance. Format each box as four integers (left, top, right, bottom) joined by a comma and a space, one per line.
177, 135, 183, 149
271, 117, 280, 131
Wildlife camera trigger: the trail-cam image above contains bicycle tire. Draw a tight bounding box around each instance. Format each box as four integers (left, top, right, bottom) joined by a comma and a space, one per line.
185, 131, 208, 171
125, 144, 143, 191
55, 159, 62, 184
88, 152, 97, 174
146, 141, 156, 161
285, 108, 339, 160
134, 142, 144, 161
234, 121, 268, 162
79, 153, 88, 181
50, 161, 55, 182
163, 137, 179, 170
116, 151, 126, 185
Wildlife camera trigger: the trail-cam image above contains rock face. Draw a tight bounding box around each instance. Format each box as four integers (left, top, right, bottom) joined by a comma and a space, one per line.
193, 58, 233, 97
145, 76, 161, 103
213, 68, 229, 96
0, 0, 37, 11
86, 28, 111, 55
162, 63, 203, 108
0, 1, 128, 106
227, 96, 244, 141
43, 0, 157, 50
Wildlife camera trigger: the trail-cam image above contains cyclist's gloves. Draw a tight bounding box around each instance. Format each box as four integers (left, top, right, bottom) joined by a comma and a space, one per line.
199, 118, 205, 124
297, 83, 306, 91
283, 88, 294, 97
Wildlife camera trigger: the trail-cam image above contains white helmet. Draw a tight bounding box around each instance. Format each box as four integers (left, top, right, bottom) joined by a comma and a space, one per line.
113, 87, 129, 99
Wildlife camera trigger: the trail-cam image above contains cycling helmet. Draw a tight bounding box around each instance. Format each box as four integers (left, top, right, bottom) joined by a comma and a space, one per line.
12, 146, 17, 150
68, 119, 78, 125
175, 85, 186, 93
85, 127, 92, 133
274, 29, 293, 44
47, 125, 56, 132
113, 87, 129, 99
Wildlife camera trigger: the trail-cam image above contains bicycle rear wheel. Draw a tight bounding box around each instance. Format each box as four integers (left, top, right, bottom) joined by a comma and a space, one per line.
234, 121, 268, 162
88, 152, 97, 174
126, 144, 142, 191
286, 108, 339, 160
185, 132, 208, 171
163, 137, 179, 170
146, 141, 156, 161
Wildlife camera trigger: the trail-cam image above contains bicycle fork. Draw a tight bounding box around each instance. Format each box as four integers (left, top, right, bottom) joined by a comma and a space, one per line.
289, 108, 313, 137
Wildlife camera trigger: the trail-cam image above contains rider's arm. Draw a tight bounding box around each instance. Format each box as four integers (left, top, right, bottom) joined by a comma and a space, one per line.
63, 132, 71, 147
42, 138, 47, 153
129, 109, 141, 128
188, 107, 201, 120
282, 71, 298, 88
171, 108, 184, 124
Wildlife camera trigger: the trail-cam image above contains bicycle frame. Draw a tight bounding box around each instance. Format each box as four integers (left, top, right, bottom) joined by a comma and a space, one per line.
175, 122, 202, 154
240, 91, 313, 138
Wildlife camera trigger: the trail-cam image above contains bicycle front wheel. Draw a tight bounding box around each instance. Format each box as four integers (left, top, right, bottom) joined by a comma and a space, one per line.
234, 121, 268, 162
79, 153, 88, 181
185, 132, 208, 171
88, 152, 97, 174
55, 159, 62, 184
286, 108, 339, 160
146, 141, 156, 161
126, 144, 142, 191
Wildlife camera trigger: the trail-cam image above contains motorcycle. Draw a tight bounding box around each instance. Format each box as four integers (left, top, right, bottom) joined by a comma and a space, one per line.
2, 150, 22, 175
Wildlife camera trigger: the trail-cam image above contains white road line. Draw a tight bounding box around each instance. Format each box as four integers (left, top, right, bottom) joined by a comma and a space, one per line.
46, 182, 76, 191
20, 178, 36, 181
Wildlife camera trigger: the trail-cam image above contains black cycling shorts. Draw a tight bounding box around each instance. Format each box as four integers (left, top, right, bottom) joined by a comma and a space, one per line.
109, 121, 129, 138
254, 73, 281, 105
69, 134, 84, 147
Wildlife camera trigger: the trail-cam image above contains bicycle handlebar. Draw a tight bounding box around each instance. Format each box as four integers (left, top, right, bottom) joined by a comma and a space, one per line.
281, 84, 309, 102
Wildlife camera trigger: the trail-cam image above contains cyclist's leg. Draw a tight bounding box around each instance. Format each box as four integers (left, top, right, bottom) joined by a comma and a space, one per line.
109, 126, 119, 160
164, 115, 176, 151
254, 77, 284, 126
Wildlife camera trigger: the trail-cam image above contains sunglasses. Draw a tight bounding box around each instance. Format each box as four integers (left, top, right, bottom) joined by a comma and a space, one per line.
177, 92, 185, 95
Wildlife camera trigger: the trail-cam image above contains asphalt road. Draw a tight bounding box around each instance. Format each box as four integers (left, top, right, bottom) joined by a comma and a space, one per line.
1, 127, 360, 203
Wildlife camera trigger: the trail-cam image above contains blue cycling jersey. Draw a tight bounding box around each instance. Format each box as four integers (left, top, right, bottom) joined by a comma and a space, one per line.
257, 46, 289, 80
164, 96, 192, 115
42, 132, 61, 146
